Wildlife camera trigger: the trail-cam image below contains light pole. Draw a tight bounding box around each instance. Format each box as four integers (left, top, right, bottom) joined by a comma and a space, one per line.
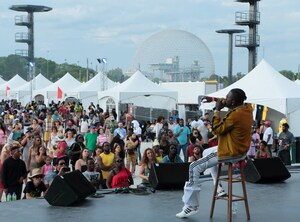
216, 29, 245, 85
97, 58, 108, 91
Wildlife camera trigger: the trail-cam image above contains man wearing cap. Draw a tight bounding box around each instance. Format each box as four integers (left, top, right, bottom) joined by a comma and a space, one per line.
85, 125, 98, 157
263, 121, 274, 157
1, 145, 27, 200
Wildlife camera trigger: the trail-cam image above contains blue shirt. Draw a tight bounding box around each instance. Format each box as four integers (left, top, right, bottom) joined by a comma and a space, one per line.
114, 128, 127, 140
162, 155, 183, 163
173, 125, 190, 145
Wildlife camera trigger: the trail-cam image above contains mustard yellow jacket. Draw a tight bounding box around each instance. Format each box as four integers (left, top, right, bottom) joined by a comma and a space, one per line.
212, 103, 253, 160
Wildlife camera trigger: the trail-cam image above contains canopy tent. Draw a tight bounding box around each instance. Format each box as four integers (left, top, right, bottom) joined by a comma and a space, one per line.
9, 73, 53, 104
0, 74, 27, 100
98, 70, 177, 115
66, 72, 118, 109
0, 77, 6, 85
201, 59, 300, 115
200, 59, 300, 136
34, 72, 82, 103
295, 79, 300, 85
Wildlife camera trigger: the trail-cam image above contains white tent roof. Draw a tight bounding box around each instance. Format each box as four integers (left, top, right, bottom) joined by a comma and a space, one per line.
70, 72, 118, 92
98, 70, 177, 109
34, 72, 81, 97
0, 77, 6, 85
0, 74, 27, 91
13, 73, 52, 91
295, 79, 300, 85
202, 59, 300, 115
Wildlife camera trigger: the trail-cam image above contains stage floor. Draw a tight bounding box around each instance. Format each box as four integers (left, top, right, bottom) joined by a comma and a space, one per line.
1, 166, 300, 222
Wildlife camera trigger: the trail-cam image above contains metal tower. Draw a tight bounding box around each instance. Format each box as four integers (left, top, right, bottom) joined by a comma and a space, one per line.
235, 0, 260, 72
10, 5, 52, 80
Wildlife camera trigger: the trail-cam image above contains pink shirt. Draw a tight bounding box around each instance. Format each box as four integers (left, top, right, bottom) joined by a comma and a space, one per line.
97, 134, 108, 146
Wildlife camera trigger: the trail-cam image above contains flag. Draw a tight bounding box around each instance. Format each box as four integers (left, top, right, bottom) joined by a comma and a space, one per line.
57, 87, 63, 99
5, 86, 10, 97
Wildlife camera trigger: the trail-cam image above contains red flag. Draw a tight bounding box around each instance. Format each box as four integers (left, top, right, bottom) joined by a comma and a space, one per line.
6, 86, 10, 97
57, 87, 63, 99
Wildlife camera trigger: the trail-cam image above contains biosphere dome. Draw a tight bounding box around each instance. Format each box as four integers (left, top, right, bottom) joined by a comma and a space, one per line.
132, 29, 215, 81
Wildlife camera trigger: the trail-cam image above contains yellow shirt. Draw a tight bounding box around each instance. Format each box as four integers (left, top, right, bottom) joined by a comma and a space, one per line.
212, 103, 253, 160
100, 152, 115, 179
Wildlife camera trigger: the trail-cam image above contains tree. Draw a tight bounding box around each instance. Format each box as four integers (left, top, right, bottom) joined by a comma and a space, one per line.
279, 70, 295, 80
107, 68, 123, 82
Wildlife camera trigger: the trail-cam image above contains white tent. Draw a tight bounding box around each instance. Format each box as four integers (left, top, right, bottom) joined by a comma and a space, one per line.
201, 59, 300, 136
34, 72, 82, 103
10, 73, 53, 104
66, 72, 118, 109
98, 70, 177, 114
0, 74, 27, 100
295, 79, 300, 85
0, 77, 6, 85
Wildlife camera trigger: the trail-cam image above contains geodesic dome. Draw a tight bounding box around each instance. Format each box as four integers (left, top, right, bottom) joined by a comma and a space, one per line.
132, 29, 215, 79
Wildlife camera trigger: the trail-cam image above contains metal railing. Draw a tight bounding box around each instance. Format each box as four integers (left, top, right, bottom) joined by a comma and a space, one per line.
15, 49, 28, 57
235, 34, 260, 47
14, 15, 30, 25
15, 32, 32, 42
235, 11, 260, 24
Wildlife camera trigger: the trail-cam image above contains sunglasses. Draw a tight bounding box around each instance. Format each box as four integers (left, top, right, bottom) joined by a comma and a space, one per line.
116, 159, 123, 163
34, 175, 43, 179
59, 162, 66, 166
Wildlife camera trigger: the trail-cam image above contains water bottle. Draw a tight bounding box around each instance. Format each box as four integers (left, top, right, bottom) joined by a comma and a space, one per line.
12, 192, 17, 201
6, 193, 12, 202
232, 202, 238, 214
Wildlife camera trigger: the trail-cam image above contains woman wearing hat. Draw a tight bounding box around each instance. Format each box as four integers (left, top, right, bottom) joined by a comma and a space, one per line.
23, 168, 47, 199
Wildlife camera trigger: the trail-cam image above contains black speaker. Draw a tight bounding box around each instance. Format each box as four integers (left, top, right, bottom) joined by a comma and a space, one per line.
44, 170, 96, 206
244, 157, 291, 183
148, 163, 190, 190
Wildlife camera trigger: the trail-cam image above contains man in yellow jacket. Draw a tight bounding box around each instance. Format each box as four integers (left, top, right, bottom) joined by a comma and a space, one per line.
176, 88, 253, 218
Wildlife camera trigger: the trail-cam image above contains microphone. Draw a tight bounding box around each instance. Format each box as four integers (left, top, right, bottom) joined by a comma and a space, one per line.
213, 99, 226, 110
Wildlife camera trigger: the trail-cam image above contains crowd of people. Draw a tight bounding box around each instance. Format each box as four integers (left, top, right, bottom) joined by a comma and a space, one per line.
0, 97, 295, 203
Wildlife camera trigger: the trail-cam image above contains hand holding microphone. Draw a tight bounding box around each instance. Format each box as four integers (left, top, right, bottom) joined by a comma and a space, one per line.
201, 96, 226, 111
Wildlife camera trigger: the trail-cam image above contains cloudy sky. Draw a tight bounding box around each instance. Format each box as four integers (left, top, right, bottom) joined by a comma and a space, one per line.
0, 0, 299, 77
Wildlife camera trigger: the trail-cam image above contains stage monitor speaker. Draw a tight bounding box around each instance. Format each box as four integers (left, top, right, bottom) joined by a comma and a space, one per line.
44, 170, 96, 206
244, 157, 291, 183
149, 163, 189, 190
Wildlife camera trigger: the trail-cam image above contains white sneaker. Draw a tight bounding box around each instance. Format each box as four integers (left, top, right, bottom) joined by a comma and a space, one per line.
217, 184, 227, 197
176, 207, 198, 218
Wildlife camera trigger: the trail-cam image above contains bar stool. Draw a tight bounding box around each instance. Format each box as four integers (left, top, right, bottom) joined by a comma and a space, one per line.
210, 157, 250, 222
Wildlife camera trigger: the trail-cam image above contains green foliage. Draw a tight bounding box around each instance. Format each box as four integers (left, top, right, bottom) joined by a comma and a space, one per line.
107, 67, 125, 82
279, 70, 296, 81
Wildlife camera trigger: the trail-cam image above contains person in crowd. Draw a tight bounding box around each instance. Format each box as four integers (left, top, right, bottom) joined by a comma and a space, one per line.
30, 118, 42, 137
99, 142, 115, 189
11, 121, 22, 142
168, 116, 175, 132
82, 158, 101, 190
65, 129, 76, 149
110, 133, 125, 150
68, 134, 85, 171
190, 115, 204, 130
1, 145, 27, 200
27, 136, 46, 173
0, 143, 12, 201
44, 157, 69, 188
152, 139, 163, 162
199, 120, 209, 149
56, 141, 68, 163
189, 128, 203, 145
23, 168, 47, 199
132, 120, 142, 163
20, 128, 33, 168
106, 153, 134, 189
113, 143, 125, 161
49, 126, 60, 159
42, 156, 54, 178
188, 145, 203, 162
96, 127, 109, 147
263, 121, 273, 157
138, 148, 158, 187
113, 122, 127, 141
43, 113, 53, 149
255, 140, 270, 159
124, 133, 139, 176
186, 136, 199, 161
176, 88, 253, 218
207, 123, 218, 148
75, 148, 89, 172
277, 123, 295, 165
79, 116, 89, 137
153, 116, 164, 139
162, 143, 183, 163
85, 125, 98, 157
0, 119, 6, 144
54, 120, 64, 136
173, 118, 190, 162
248, 127, 260, 158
